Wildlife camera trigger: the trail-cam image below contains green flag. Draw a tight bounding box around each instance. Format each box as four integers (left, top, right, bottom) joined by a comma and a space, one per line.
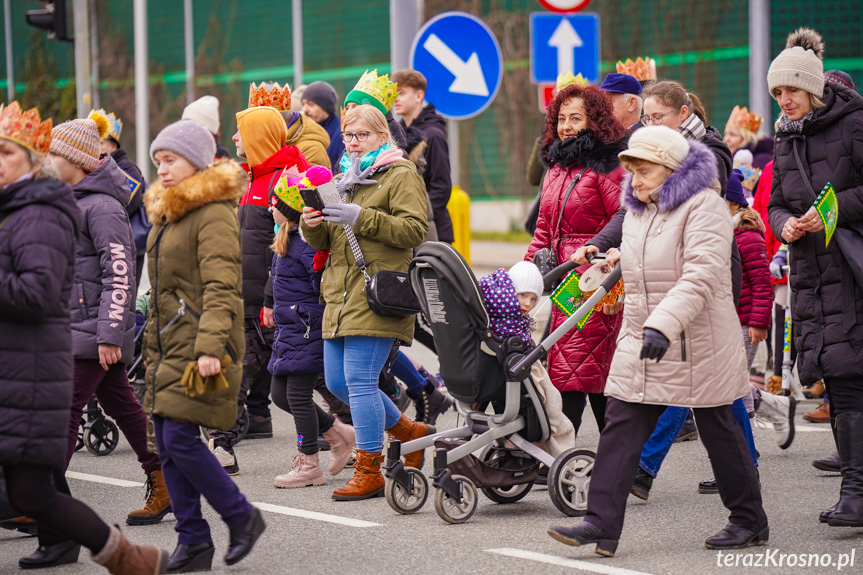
813, 182, 838, 247
550, 270, 594, 330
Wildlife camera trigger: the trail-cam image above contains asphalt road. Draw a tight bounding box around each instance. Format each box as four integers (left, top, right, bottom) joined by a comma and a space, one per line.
3, 245, 860, 574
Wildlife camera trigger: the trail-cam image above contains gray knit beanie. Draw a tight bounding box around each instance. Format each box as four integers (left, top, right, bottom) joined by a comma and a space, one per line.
767, 28, 825, 98
150, 120, 216, 171
301, 81, 339, 119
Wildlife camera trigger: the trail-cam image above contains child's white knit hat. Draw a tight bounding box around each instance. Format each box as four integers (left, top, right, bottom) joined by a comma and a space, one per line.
509, 261, 544, 298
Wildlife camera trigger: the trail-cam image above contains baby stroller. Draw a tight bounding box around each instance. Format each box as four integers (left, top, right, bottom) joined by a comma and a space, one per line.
75, 397, 120, 456
383, 242, 620, 524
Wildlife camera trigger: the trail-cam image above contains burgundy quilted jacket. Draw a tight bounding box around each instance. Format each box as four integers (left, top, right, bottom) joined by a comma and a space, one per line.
734, 227, 773, 329
525, 134, 627, 393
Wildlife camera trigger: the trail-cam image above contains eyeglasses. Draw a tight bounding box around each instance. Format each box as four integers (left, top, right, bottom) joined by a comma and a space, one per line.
341, 131, 383, 143
641, 107, 682, 126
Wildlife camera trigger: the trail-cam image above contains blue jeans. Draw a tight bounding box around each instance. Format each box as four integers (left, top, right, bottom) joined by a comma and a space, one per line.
324, 336, 401, 452
154, 416, 254, 544
390, 350, 427, 396
639, 399, 758, 478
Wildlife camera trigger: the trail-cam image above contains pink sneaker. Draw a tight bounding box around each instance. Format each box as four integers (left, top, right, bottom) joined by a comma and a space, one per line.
274, 453, 326, 488
321, 417, 356, 475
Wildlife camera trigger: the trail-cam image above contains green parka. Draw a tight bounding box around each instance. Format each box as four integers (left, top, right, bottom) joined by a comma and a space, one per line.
301, 159, 428, 344
142, 160, 247, 430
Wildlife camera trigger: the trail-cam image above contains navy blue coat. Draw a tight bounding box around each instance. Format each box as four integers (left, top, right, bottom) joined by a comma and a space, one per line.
268, 228, 325, 375
0, 173, 81, 469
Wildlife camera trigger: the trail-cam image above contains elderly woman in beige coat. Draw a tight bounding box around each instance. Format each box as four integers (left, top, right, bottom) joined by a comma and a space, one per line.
548, 126, 767, 557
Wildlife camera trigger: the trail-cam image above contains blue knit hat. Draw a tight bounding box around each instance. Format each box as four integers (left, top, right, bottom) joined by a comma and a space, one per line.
150, 120, 216, 171
726, 169, 748, 206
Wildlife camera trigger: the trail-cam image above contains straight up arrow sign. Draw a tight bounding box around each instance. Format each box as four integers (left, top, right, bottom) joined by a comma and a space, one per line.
423, 34, 490, 97
548, 18, 583, 76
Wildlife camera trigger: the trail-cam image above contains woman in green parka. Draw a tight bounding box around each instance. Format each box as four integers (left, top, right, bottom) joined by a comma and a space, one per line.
143, 120, 264, 572
301, 104, 433, 501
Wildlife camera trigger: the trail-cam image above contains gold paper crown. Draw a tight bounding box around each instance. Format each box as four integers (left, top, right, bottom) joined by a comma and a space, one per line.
88, 108, 123, 142
0, 101, 53, 154
248, 82, 292, 111
733, 160, 763, 192
556, 72, 589, 92
349, 69, 398, 113
729, 105, 763, 134
616, 57, 657, 82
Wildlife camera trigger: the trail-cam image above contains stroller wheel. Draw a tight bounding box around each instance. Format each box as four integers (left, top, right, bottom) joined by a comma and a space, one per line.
385, 468, 428, 514
83, 418, 120, 456
548, 448, 594, 517
434, 475, 478, 524
478, 445, 533, 504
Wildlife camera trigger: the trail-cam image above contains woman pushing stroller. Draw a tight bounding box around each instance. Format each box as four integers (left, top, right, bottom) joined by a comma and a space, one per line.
548, 126, 767, 556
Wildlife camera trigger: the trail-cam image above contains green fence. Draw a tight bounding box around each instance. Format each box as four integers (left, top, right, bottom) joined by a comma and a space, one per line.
2, 0, 861, 198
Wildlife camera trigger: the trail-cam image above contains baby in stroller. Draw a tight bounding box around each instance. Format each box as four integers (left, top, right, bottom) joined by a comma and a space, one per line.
478, 262, 576, 458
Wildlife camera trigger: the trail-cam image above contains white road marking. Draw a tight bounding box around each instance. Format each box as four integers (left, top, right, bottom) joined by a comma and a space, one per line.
795, 424, 832, 432
65, 471, 144, 488
253, 502, 381, 528
486, 548, 655, 575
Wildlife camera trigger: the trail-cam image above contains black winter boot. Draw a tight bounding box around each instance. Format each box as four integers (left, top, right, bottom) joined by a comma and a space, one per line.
827, 412, 863, 527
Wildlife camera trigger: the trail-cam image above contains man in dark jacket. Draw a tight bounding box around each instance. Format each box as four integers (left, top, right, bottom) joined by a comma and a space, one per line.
301, 81, 346, 172
91, 108, 150, 283
392, 69, 454, 243
600, 73, 644, 133
48, 118, 171, 533
209, 106, 311, 471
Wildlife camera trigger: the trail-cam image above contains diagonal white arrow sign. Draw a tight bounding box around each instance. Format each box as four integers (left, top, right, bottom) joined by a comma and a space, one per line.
423, 34, 490, 97
548, 18, 583, 76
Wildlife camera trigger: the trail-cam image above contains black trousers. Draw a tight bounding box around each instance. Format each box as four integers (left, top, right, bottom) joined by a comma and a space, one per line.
825, 377, 863, 416
585, 397, 766, 539
561, 391, 607, 434
271, 373, 335, 455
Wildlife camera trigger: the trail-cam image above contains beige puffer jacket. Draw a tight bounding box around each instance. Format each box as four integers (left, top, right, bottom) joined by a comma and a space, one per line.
605, 139, 748, 407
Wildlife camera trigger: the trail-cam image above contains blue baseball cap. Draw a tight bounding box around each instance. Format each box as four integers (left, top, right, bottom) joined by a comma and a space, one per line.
599, 73, 643, 96
726, 169, 748, 206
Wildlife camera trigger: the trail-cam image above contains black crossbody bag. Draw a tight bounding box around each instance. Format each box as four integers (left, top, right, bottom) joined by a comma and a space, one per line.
532, 167, 588, 275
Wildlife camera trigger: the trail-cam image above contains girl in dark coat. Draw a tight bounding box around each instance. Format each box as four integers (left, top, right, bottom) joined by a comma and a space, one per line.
0, 101, 167, 574
767, 28, 863, 527
268, 182, 355, 489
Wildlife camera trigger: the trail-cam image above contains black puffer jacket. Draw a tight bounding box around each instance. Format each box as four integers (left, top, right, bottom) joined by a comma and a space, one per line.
768, 82, 863, 385
403, 104, 454, 243
70, 156, 137, 364
0, 173, 81, 468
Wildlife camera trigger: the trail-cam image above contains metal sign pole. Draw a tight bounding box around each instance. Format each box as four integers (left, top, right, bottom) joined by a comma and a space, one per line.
749, 0, 771, 135
292, 0, 302, 86
184, 0, 194, 104
447, 118, 459, 187
4, 0, 14, 102
134, 0, 150, 182
73, 0, 92, 118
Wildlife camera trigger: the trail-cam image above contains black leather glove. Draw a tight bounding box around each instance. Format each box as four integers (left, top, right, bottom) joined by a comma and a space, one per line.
640, 328, 669, 362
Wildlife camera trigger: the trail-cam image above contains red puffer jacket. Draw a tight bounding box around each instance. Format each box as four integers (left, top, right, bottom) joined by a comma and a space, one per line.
751, 161, 786, 286
734, 227, 773, 329
525, 137, 627, 393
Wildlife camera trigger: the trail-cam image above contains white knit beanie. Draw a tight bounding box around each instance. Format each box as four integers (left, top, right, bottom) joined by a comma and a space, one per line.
508, 261, 544, 298
767, 28, 825, 98
182, 95, 221, 135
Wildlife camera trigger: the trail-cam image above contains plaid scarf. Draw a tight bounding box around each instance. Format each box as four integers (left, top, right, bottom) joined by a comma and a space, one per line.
678, 113, 707, 141
777, 111, 814, 134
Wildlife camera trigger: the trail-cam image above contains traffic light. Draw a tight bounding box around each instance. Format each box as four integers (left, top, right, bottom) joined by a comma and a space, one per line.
26, 0, 72, 42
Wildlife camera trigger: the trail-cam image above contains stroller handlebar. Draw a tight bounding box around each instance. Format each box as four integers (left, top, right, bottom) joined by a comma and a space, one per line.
542, 252, 607, 293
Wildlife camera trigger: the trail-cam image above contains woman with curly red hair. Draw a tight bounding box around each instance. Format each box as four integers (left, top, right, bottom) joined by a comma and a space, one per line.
525, 84, 628, 434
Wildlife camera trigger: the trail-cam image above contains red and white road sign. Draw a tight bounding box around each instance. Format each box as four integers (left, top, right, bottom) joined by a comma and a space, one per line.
537, 0, 592, 13
538, 83, 556, 113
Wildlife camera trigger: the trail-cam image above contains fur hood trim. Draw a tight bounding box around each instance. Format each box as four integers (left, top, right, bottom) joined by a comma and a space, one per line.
146, 159, 247, 223
622, 138, 718, 213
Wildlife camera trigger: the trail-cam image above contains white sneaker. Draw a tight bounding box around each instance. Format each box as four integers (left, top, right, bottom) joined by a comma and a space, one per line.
756, 393, 796, 450
208, 438, 240, 475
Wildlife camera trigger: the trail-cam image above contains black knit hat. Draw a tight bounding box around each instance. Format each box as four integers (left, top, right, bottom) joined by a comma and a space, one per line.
269, 195, 301, 222
301, 82, 339, 119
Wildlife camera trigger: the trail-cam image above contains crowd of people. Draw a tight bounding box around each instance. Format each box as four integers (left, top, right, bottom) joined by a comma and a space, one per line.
0, 22, 860, 573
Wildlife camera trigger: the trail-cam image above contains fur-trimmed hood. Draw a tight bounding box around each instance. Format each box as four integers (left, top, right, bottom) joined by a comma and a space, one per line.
146, 159, 247, 223
622, 138, 719, 213
540, 129, 629, 174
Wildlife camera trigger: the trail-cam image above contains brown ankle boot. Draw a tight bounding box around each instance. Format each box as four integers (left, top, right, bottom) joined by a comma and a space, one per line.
386, 414, 436, 469
126, 470, 172, 526
331, 450, 385, 501
92, 524, 168, 574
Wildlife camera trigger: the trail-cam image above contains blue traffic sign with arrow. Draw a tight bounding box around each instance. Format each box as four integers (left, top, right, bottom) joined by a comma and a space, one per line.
530, 13, 600, 84
410, 11, 503, 120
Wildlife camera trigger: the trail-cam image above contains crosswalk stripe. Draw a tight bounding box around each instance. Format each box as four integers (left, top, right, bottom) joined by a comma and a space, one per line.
486, 548, 655, 575
253, 502, 382, 528
66, 470, 144, 488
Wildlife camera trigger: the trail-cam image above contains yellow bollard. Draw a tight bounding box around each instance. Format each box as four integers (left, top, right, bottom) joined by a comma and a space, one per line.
446, 186, 471, 264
